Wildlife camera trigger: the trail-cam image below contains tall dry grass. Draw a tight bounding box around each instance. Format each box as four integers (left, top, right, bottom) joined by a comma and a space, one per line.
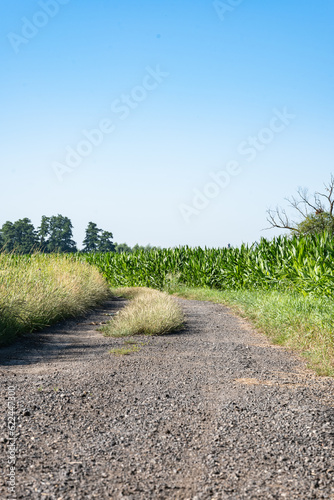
0, 253, 110, 345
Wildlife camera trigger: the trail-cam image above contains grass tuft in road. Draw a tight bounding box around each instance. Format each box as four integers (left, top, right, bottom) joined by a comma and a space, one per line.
101, 287, 184, 337
173, 287, 334, 377
109, 345, 140, 355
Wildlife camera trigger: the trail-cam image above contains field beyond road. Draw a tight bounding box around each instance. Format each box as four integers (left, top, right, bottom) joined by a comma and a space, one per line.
1, 297, 333, 499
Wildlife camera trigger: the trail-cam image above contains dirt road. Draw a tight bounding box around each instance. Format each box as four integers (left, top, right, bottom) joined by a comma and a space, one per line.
1, 298, 334, 499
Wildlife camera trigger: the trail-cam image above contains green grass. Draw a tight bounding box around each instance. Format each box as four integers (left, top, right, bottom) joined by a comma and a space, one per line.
173, 286, 334, 376
0, 252, 110, 345
2, 235, 331, 378
109, 345, 140, 355
79, 234, 334, 377
109, 337, 151, 356
124, 338, 139, 345
101, 287, 184, 337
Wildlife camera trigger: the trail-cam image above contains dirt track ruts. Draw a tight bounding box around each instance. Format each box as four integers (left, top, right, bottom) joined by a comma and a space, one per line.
1, 298, 334, 499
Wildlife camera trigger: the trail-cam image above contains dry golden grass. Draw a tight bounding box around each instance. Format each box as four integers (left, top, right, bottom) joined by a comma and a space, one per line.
101, 287, 184, 337
0, 253, 110, 345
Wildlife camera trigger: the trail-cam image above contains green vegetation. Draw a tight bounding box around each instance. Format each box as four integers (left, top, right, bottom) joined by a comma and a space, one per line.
267, 173, 334, 235
83, 233, 334, 299
82, 233, 334, 375
113, 243, 161, 254
1, 221, 333, 375
173, 287, 334, 376
0, 253, 110, 345
0, 218, 38, 253
101, 287, 184, 337
109, 338, 151, 355
0, 214, 160, 255
297, 212, 334, 236
109, 345, 140, 355
38, 214, 77, 253
82, 222, 115, 253
0, 215, 114, 254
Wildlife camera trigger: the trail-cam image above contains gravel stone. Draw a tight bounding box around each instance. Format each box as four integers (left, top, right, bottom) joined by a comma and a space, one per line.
0, 298, 333, 499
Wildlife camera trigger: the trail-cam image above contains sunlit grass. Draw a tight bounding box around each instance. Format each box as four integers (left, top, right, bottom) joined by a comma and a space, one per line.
101, 287, 184, 337
109, 345, 140, 355
0, 253, 110, 345
173, 286, 334, 376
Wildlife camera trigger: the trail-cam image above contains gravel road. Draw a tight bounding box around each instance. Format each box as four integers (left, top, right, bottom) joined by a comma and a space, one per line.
1, 298, 334, 499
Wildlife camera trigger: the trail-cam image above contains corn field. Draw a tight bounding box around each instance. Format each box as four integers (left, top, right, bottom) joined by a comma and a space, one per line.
81, 233, 334, 299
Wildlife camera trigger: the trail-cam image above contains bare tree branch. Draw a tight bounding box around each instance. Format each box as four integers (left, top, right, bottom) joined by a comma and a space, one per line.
316, 174, 334, 216
265, 207, 300, 232
265, 173, 334, 232
285, 195, 308, 218
295, 187, 322, 213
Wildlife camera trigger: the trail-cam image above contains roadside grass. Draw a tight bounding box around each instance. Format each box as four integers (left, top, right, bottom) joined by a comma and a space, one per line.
0, 253, 110, 345
100, 287, 184, 337
173, 287, 334, 377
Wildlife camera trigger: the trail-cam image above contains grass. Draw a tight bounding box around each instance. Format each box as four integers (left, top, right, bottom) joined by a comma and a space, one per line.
173, 286, 334, 376
124, 338, 139, 345
109, 339, 151, 356
80, 236, 334, 375
3, 247, 332, 377
109, 345, 140, 355
0, 252, 110, 345
100, 287, 184, 337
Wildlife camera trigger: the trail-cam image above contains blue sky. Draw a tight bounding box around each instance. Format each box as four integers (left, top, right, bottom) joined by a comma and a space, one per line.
1, 0, 333, 248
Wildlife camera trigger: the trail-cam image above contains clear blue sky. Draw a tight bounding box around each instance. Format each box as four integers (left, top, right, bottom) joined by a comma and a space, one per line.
1, 0, 333, 248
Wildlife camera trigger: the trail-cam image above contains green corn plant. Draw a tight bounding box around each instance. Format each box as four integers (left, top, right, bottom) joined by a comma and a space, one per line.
80, 232, 334, 299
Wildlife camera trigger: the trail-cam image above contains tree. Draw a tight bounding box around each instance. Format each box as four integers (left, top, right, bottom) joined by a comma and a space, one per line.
266, 174, 334, 235
38, 215, 50, 251
38, 215, 77, 253
114, 242, 132, 253
0, 218, 39, 253
297, 212, 334, 236
0, 222, 15, 252
132, 244, 159, 252
83, 222, 101, 252
98, 231, 115, 252
82, 224, 114, 252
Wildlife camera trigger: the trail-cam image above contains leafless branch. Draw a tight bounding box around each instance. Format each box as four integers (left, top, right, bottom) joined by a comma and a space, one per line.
265, 173, 334, 232
265, 207, 300, 232
295, 187, 323, 213
316, 174, 334, 216
285, 194, 308, 218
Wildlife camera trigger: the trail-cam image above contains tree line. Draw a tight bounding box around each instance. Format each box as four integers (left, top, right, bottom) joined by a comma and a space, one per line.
4, 177, 331, 254
0, 215, 111, 253
0, 215, 155, 254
